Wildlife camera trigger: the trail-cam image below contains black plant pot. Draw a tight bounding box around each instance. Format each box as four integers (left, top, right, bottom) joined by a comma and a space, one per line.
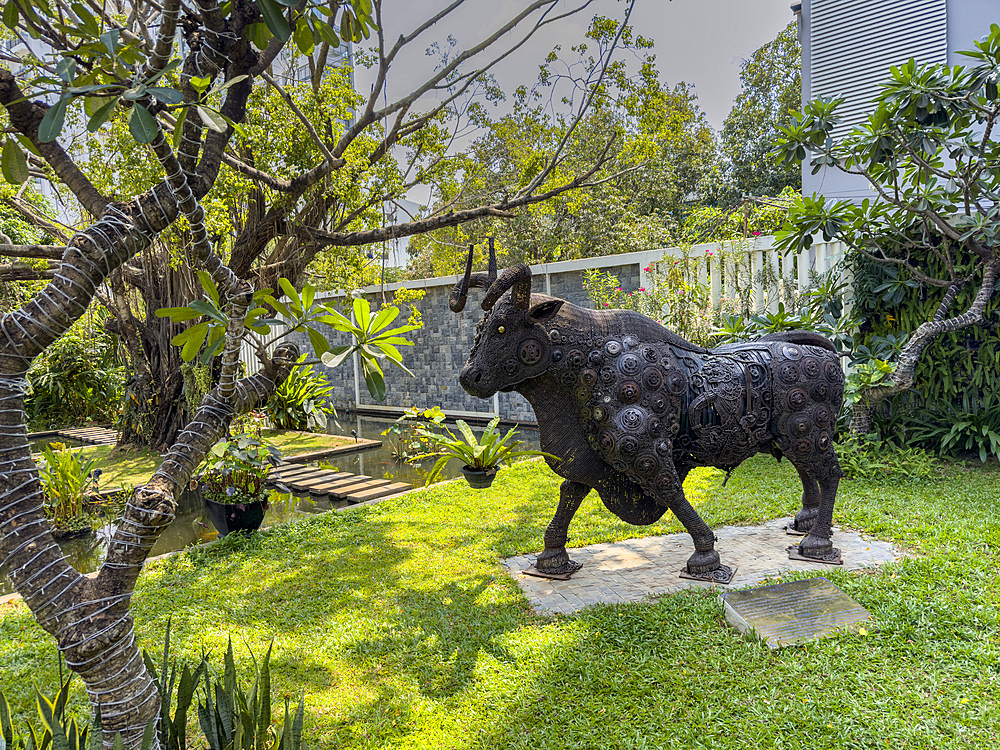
461, 465, 498, 489
205, 496, 269, 537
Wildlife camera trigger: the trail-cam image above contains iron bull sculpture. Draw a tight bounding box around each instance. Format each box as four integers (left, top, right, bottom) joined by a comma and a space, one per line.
450, 248, 845, 582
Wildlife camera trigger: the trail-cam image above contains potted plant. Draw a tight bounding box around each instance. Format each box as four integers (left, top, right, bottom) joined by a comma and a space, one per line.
199, 434, 282, 537
412, 417, 554, 488
37, 442, 101, 538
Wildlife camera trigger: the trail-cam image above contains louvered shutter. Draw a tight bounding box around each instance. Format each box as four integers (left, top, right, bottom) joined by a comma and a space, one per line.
810, 0, 947, 138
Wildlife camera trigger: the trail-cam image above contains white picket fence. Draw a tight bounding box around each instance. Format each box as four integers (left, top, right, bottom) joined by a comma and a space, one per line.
239, 236, 851, 376
648, 235, 851, 317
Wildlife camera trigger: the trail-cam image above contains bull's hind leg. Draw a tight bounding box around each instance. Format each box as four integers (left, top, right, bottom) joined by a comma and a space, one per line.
791, 465, 821, 533
535, 480, 588, 576
790, 450, 843, 563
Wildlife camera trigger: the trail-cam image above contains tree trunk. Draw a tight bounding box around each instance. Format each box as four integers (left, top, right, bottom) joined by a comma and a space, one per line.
850, 261, 998, 435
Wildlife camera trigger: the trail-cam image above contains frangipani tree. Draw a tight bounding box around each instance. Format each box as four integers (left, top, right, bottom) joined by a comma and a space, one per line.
0, 0, 637, 746
775, 25, 1000, 433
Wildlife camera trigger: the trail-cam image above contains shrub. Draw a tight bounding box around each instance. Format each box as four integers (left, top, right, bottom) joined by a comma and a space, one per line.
265, 357, 335, 431
907, 397, 1000, 463
25, 314, 125, 430
37, 442, 101, 537
0, 631, 307, 750
835, 437, 943, 482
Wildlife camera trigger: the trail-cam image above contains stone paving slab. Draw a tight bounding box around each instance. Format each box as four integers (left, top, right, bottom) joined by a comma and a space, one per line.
502, 518, 904, 615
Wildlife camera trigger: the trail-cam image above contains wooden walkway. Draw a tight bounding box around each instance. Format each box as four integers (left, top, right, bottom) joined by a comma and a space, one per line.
269, 463, 410, 505
52, 427, 118, 445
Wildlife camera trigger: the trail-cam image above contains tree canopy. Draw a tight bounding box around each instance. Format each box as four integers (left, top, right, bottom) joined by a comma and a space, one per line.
405, 22, 717, 276
720, 20, 801, 201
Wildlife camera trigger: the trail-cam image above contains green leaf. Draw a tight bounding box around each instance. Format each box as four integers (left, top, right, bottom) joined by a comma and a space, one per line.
188, 299, 228, 325
278, 278, 303, 313
154, 305, 200, 322
306, 326, 330, 357
293, 15, 314, 55
262, 294, 292, 320
38, 96, 69, 143
3, 0, 19, 30
353, 296, 372, 331
321, 345, 353, 369
86, 97, 117, 132
171, 105, 188, 147
129, 104, 159, 144
197, 106, 227, 133
316, 309, 358, 333
361, 356, 386, 401
301, 282, 316, 312
200, 327, 225, 363
250, 21, 272, 50
370, 304, 399, 333
315, 19, 339, 47
149, 86, 184, 104
2, 137, 28, 184
140, 721, 156, 750
197, 270, 220, 306
174, 322, 209, 361
257, 0, 291, 41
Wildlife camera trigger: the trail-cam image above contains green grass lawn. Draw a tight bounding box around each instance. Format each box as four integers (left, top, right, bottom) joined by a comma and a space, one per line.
68, 430, 355, 487
2, 455, 1000, 749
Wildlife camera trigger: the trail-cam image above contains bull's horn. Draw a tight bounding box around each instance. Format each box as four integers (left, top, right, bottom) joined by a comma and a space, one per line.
487, 237, 497, 284
449, 244, 493, 312
483, 263, 532, 310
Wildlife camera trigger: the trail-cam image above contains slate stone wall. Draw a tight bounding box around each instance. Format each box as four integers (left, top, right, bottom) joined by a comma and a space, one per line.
292, 255, 653, 425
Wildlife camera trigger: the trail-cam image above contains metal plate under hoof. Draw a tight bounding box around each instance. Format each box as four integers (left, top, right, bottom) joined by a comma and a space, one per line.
679, 564, 737, 585
787, 545, 843, 565
523, 561, 583, 580
784, 524, 809, 537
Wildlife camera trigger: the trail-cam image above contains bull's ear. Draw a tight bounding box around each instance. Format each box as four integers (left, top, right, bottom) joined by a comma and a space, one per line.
527, 299, 564, 323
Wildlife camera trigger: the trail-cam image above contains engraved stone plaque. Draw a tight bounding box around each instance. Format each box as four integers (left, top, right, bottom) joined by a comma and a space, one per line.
720, 577, 870, 649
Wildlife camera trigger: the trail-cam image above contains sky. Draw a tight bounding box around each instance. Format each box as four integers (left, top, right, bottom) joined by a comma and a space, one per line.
354, 0, 797, 133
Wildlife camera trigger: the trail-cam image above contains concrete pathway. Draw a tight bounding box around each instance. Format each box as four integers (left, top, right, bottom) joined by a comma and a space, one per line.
502, 518, 904, 615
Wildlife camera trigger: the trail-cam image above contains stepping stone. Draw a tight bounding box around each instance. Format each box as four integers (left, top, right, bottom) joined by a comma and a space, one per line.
297, 476, 365, 495
327, 477, 386, 497
270, 469, 322, 482
283, 473, 338, 488
274, 467, 331, 480
344, 482, 411, 504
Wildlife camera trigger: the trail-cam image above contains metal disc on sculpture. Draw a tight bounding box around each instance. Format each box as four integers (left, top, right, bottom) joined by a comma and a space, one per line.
721, 577, 870, 648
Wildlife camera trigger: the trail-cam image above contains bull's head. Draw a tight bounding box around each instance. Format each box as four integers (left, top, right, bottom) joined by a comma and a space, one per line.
450, 242, 564, 398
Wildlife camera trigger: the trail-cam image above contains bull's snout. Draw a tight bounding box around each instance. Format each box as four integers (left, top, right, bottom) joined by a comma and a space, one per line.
459, 362, 491, 397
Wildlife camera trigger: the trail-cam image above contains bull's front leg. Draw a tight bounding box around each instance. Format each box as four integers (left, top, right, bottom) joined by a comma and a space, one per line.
535, 480, 588, 576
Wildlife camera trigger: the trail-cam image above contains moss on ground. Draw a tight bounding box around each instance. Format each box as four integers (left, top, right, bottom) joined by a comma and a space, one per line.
2, 456, 999, 749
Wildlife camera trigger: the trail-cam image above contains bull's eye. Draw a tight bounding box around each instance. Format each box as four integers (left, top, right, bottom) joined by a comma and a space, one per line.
497, 325, 505, 334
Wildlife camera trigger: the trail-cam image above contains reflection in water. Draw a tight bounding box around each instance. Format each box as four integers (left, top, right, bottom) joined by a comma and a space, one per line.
2, 414, 539, 597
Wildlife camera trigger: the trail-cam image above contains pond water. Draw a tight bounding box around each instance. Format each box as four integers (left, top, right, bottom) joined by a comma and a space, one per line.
2, 415, 540, 597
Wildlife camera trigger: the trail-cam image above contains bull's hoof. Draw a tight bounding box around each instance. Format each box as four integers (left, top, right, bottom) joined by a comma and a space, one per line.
685, 549, 720, 574
788, 534, 843, 565
791, 508, 818, 533
533, 547, 583, 577
680, 560, 736, 584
